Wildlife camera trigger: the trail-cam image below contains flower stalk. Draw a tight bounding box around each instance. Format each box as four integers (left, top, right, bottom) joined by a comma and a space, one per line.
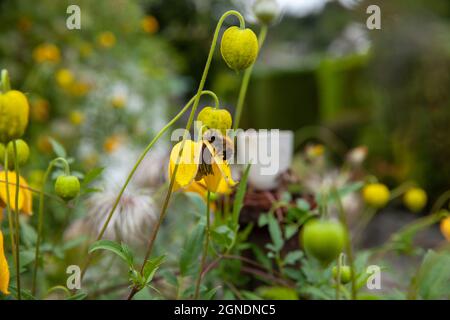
194, 191, 211, 299
32, 157, 70, 296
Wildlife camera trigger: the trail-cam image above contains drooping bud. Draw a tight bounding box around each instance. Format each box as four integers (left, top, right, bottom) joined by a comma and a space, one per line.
221, 26, 258, 71
253, 0, 280, 25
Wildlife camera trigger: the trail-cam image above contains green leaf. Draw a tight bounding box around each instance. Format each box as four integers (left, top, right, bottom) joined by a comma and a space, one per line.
89, 240, 133, 266
203, 286, 221, 300
82, 167, 104, 186
256, 286, 298, 300
179, 221, 205, 276
258, 212, 269, 227
416, 250, 450, 299
212, 225, 235, 249
232, 164, 251, 228
296, 199, 310, 211
284, 250, 303, 266
267, 213, 283, 252
143, 255, 166, 284
67, 292, 87, 300
284, 224, 298, 240
48, 138, 67, 158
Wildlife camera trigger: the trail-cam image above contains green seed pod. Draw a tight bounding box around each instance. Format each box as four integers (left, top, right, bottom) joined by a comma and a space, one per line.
220, 26, 258, 71
332, 265, 352, 284
0, 90, 30, 143
197, 107, 232, 135
253, 0, 280, 25
55, 175, 80, 201
6, 139, 30, 169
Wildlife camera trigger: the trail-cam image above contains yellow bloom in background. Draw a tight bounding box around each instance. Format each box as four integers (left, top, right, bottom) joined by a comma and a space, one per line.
403, 187, 427, 213
97, 31, 116, 48
68, 82, 90, 97
441, 216, 450, 241
103, 135, 122, 154
111, 95, 126, 109
32, 43, 61, 63
37, 135, 53, 154
0, 230, 10, 295
79, 42, 93, 58
0, 171, 33, 216
306, 144, 325, 159
69, 111, 85, 126
31, 98, 50, 123
141, 15, 159, 34
55, 68, 75, 88
362, 183, 390, 209
168, 139, 235, 193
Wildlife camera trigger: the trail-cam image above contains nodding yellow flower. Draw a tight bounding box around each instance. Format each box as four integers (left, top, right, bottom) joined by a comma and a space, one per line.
0, 90, 30, 143
111, 96, 126, 109
69, 111, 85, 126
31, 98, 50, 123
403, 188, 427, 213
97, 31, 116, 48
0, 230, 10, 295
0, 171, 33, 216
168, 135, 236, 193
55, 68, 75, 88
441, 216, 450, 241
32, 43, 61, 63
362, 183, 390, 209
141, 15, 159, 34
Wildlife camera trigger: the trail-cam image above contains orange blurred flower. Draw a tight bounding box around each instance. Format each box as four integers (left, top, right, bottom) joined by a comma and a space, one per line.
33, 43, 61, 63
141, 15, 159, 34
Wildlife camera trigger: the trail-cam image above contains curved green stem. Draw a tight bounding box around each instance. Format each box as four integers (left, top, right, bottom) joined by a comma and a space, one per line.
233, 25, 268, 130
194, 191, 211, 299
430, 189, 450, 214
126, 10, 245, 300
12, 141, 21, 300
32, 157, 70, 296
79, 91, 217, 281
1, 69, 11, 92
333, 187, 357, 300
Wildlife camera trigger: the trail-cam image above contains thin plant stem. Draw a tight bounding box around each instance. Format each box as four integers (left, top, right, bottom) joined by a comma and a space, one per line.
32, 157, 70, 296
0, 179, 65, 203
12, 141, 21, 299
333, 187, 357, 300
3, 149, 17, 286
126, 10, 245, 300
233, 25, 267, 130
79, 90, 219, 282
194, 191, 211, 299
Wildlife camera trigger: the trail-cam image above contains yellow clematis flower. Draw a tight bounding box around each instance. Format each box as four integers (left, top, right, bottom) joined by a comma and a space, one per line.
0, 171, 33, 216
441, 216, 450, 242
0, 230, 10, 295
168, 137, 235, 193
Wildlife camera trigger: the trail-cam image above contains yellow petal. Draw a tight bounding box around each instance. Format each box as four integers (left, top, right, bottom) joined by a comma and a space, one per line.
0, 171, 25, 212
0, 231, 10, 295
203, 142, 236, 192
168, 140, 201, 190
20, 177, 33, 216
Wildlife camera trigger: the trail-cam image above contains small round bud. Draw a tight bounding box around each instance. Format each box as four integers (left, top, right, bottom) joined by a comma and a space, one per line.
403, 188, 427, 213
362, 183, 390, 209
253, 0, 280, 25
0, 90, 30, 143
221, 26, 258, 71
6, 139, 30, 169
197, 107, 232, 135
332, 265, 352, 284
55, 175, 80, 201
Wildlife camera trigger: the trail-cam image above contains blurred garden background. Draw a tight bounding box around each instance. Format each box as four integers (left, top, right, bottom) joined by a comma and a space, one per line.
0, 0, 450, 300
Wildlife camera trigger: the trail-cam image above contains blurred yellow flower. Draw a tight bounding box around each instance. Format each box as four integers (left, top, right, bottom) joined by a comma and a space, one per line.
0, 171, 33, 215
168, 139, 235, 193
111, 96, 126, 109
306, 144, 325, 159
441, 216, 450, 241
69, 111, 85, 126
0, 230, 10, 295
55, 69, 75, 88
103, 135, 122, 154
97, 31, 116, 48
141, 15, 159, 34
37, 135, 53, 154
69, 82, 90, 97
403, 188, 427, 213
32, 43, 61, 63
362, 183, 390, 209
31, 98, 50, 123
79, 43, 93, 58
